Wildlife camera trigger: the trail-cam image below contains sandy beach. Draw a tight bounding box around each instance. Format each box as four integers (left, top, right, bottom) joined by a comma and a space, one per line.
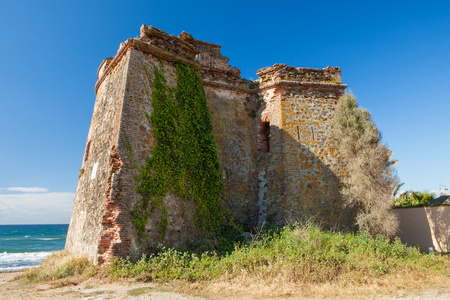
0, 271, 202, 300
1, 270, 450, 300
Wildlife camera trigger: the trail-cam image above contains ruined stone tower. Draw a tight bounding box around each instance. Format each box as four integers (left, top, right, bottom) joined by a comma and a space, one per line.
66, 25, 352, 264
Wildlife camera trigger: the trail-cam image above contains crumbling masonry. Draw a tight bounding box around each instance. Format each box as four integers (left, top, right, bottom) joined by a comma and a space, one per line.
66, 25, 353, 264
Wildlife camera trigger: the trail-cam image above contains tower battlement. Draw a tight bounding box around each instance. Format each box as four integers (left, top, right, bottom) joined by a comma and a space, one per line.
257, 64, 343, 86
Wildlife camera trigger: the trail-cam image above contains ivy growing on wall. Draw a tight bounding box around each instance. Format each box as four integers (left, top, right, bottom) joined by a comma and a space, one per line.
131, 62, 224, 241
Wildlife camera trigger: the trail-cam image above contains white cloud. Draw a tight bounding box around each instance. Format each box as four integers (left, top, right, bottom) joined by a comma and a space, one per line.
430, 187, 450, 196
0, 192, 75, 225
0, 187, 49, 193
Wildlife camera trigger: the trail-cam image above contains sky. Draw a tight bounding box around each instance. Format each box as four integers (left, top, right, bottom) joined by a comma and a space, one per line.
0, 0, 449, 224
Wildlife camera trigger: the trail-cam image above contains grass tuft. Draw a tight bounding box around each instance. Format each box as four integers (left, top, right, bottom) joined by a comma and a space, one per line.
20, 250, 96, 283
127, 287, 153, 296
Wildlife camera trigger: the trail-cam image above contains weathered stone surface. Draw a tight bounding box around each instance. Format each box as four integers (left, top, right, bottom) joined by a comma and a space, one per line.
66, 25, 354, 264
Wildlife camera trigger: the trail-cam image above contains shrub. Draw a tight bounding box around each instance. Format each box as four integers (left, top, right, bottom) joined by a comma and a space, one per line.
334, 93, 399, 237
393, 191, 436, 208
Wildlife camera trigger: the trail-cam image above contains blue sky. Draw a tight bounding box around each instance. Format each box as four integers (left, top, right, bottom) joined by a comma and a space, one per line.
0, 0, 449, 224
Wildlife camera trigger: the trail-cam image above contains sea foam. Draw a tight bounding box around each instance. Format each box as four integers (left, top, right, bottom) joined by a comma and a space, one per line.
0, 251, 52, 272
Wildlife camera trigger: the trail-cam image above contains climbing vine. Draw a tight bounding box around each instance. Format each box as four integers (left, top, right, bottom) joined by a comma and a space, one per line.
131, 62, 224, 241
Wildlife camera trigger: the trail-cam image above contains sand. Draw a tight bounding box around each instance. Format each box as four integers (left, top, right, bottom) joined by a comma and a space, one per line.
0, 271, 202, 300
1, 271, 450, 299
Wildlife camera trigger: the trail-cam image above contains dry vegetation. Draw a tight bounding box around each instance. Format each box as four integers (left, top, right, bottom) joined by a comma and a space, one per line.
21, 250, 97, 286
334, 93, 400, 237
16, 224, 450, 298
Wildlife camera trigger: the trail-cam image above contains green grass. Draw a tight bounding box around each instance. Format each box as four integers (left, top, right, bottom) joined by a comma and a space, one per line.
102, 223, 449, 285
127, 287, 153, 296
21, 224, 449, 298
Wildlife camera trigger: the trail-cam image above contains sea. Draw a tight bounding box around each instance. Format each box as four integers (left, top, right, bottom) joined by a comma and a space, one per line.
0, 224, 68, 272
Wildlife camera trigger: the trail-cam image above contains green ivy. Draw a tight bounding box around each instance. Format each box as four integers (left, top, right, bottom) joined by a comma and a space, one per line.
131, 62, 224, 242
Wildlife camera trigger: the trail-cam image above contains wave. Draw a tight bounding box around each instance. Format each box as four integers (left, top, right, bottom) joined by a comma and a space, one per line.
0, 251, 52, 272
0, 265, 38, 272
2, 237, 64, 241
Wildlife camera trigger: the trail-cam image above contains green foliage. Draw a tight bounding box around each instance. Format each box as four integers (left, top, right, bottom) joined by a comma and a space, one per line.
103, 223, 448, 284
125, 142, 133, 156
393, 191, 437, 208
334, 93, 399, 237
131, 62, 225, 242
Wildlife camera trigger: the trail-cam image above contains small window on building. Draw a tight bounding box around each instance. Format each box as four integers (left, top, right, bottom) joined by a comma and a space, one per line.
258, 122, 270, 152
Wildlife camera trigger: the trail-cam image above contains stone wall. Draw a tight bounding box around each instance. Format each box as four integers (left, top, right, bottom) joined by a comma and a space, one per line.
66, 49, 130, 264
255, 64, 353, 228
66, 25, 353, 264
204, 86, 258, 226
257, 64, 342, 85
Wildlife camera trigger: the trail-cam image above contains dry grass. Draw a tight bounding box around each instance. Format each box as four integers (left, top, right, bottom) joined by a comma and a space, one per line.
184, 265, 450, 298
103, 224, 450, 298
17, 225, 450, 298
127, 286, 154, 296
19, 250, 97, 284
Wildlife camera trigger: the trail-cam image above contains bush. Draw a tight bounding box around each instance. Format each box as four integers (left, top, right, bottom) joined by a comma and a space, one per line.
393, 191, 436, 208
334, 93, 399, 237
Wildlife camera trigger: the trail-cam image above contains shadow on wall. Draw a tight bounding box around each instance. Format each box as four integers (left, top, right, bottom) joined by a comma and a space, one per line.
394, 206, 450, 252
425, 206, 450, 252
252, 119, 354, 231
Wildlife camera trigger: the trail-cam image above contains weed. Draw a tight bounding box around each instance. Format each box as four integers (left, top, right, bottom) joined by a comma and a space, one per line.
127, 287, 153, 296
102, 223, 449, 286
125, 142, 133, 156
19, 225, 450, 298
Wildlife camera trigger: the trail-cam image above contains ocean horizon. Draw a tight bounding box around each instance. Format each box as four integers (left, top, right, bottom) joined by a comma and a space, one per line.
0, 224, 69, 272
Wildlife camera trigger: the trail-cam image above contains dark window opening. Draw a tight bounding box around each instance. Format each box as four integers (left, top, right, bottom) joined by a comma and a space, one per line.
258, 121, 270, 152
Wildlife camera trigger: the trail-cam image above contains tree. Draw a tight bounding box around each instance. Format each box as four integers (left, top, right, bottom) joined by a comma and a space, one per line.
334, 93, 399, 236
